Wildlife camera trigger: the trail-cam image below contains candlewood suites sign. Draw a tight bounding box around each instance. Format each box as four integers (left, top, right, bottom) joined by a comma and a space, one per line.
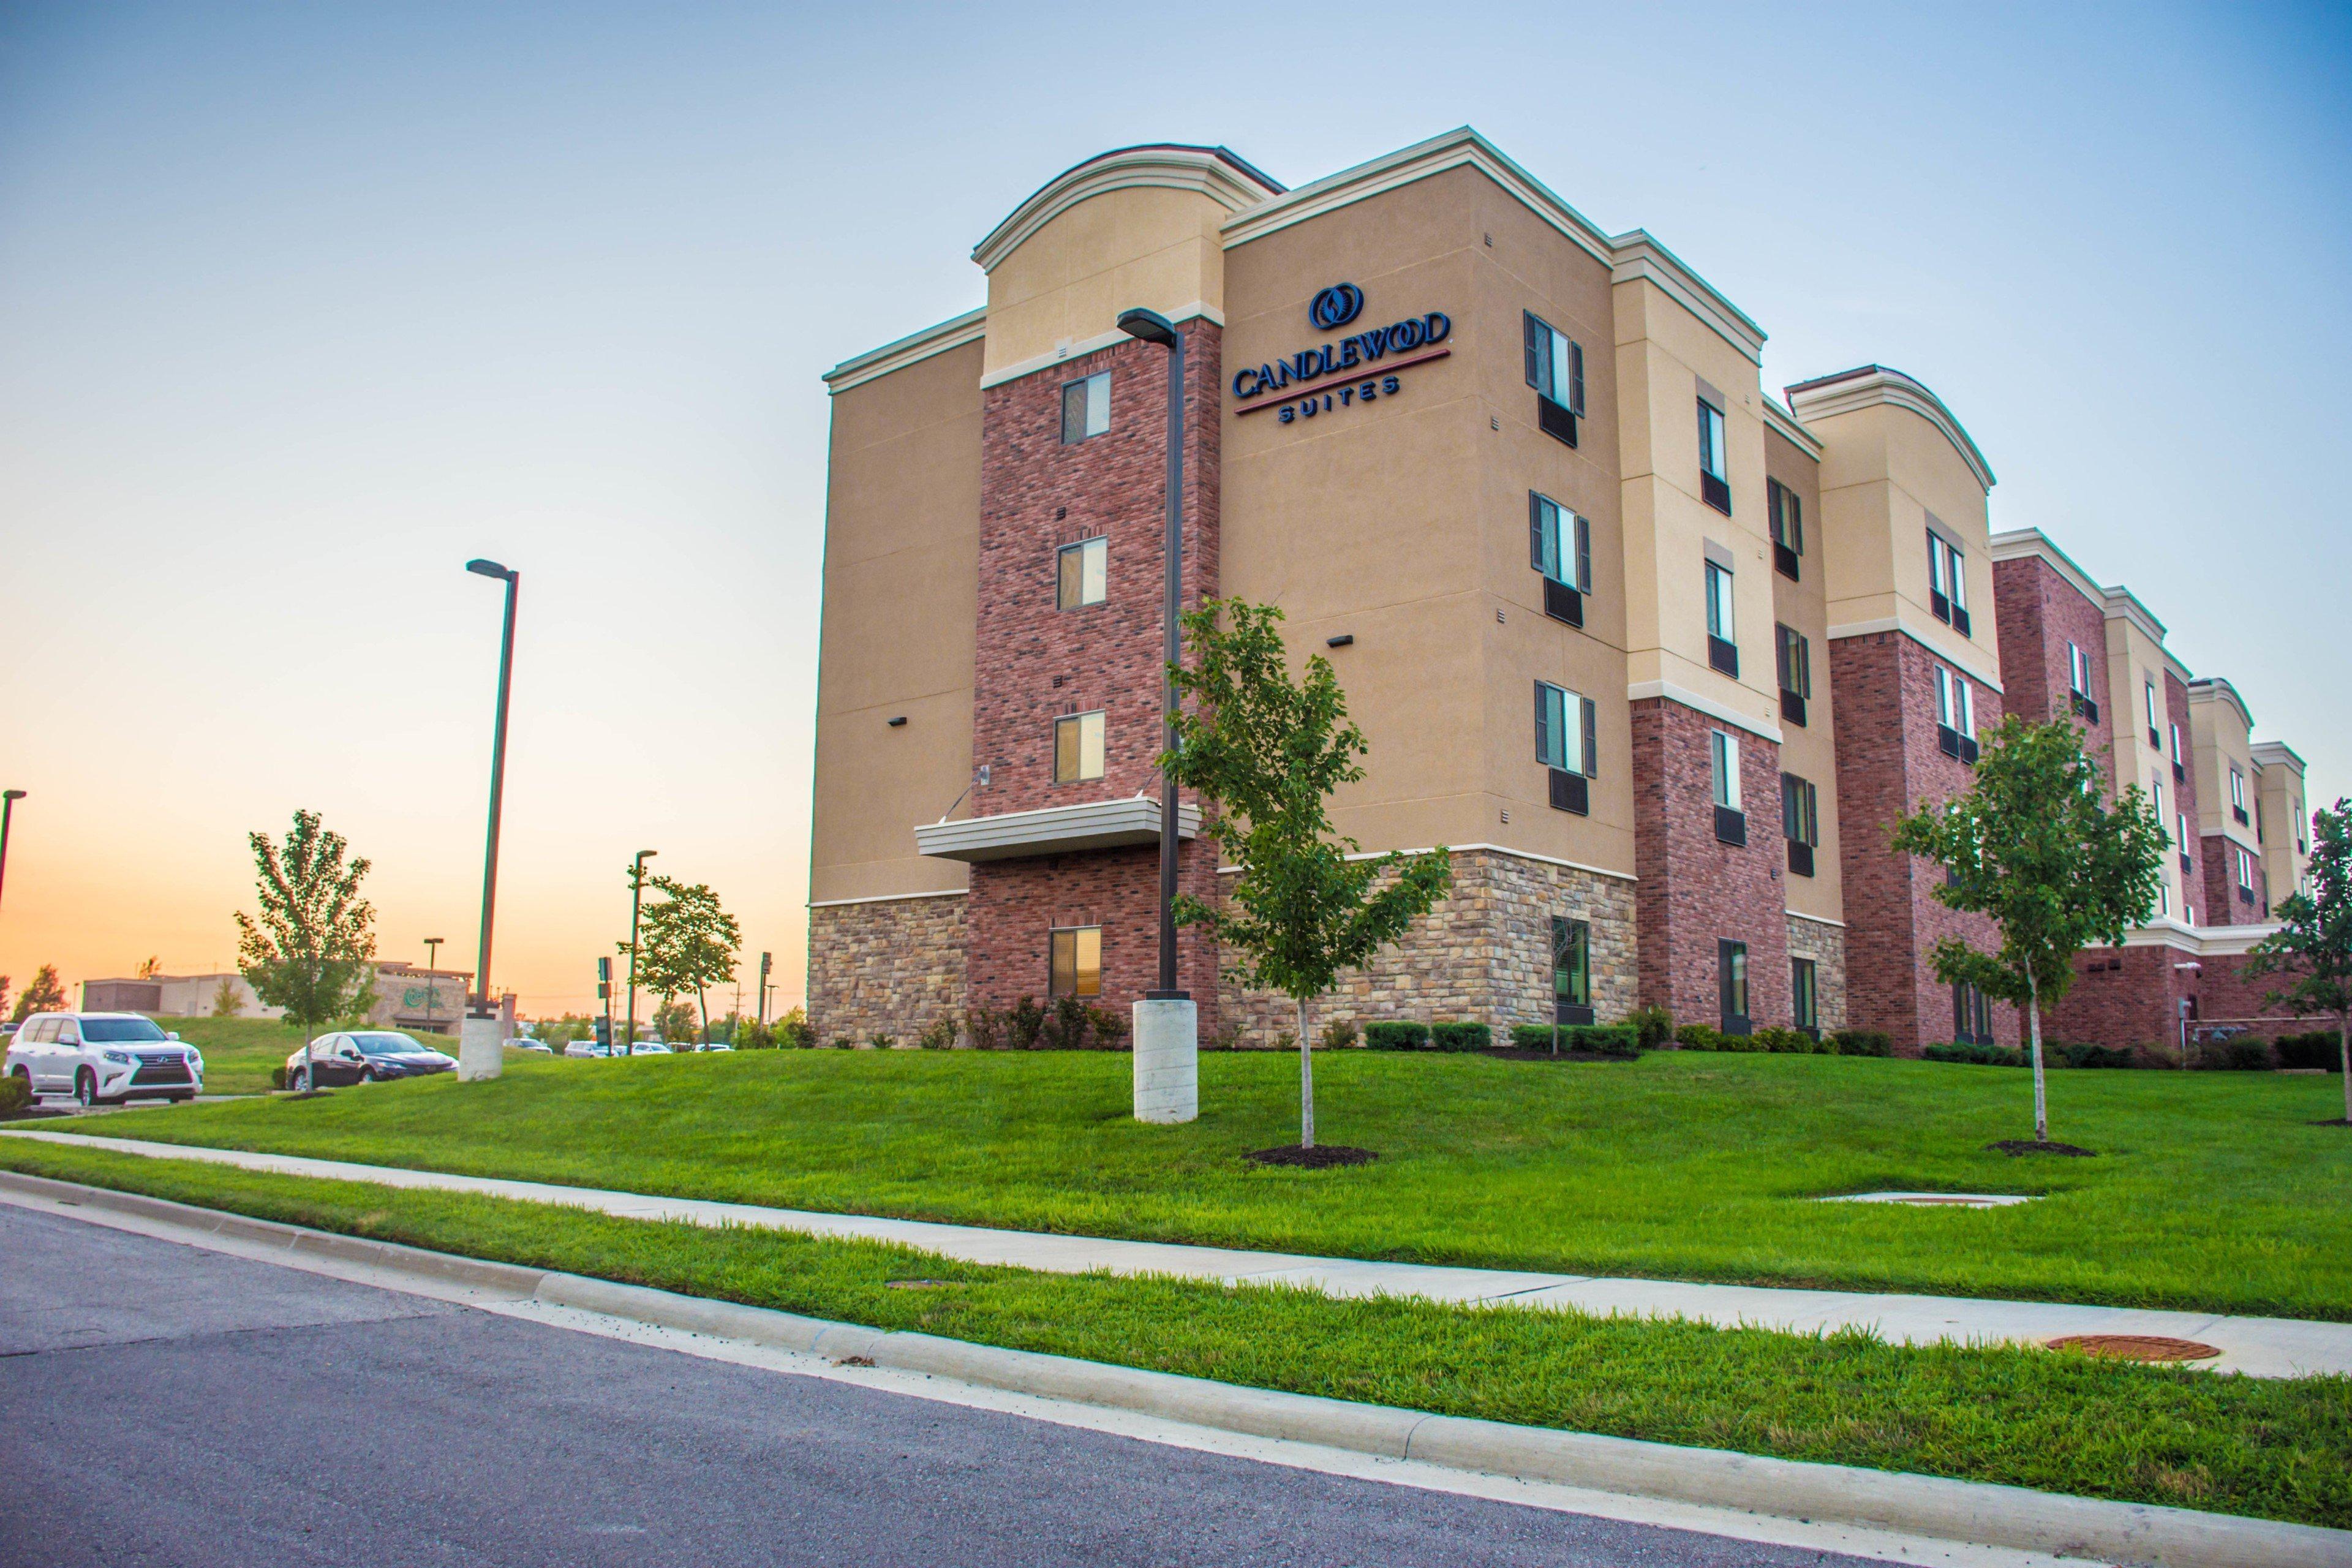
1231, 283, 1451, 424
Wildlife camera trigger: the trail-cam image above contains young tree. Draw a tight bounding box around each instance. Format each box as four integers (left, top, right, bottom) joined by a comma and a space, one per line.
135, 956, 162, 979
2248, 798, 2352, 1125
1163, 600, 1451, 1150
628, 876, 741, 1046
0, 976, 9, 1021
233, 810, 377, 1047
1891, 717, 2166, 1144
209, 976, 244, 1019
10, 965, 64, 1023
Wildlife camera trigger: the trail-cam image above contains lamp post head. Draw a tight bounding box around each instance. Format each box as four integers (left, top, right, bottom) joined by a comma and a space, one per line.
635, 849, 657, 864
465, 559, 514, 581
2, 790, 23, 802
1117, 307, 1177, 347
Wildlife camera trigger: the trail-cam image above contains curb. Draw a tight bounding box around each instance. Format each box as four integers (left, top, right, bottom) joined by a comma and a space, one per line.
4, 1167, 2344, 1568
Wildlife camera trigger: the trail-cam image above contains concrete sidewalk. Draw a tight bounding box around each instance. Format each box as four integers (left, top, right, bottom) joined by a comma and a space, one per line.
6, 1126, 2346, 1379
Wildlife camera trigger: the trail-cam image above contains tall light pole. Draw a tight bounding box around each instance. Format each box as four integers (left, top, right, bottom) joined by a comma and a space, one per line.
423, 937, 443, 1035
626, 850, 656, 1057
460, 559, 518, 1081
756, 951, 772, 1027
0, 790, 24, 918
1115, 306, 1197, 1124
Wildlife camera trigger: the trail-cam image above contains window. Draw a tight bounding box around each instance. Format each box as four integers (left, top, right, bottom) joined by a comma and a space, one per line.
1056, 537, 1107, 609
1536, 680, 1597, 813
2144, 680, 2161, 748
1523, 312, 1585, 444
1781, 772, 1819, 876
1048, 927, 1101, 997
1705, 559, 1738, 676
2230, 766, 2248, 826
1696, 396, 1730, 514
2177, 810, 2192, 874
1768, 478, 1803, 579
1774, 624, 1810, 725
2152, 777, 2165, 832
1953, 981, 1992, 1046
1551, 916, 1593, 1025
2234, 844, 2255, 895
1934, 666, 1977, 760
2067, 642, 2090, 696
1719, 939, 1750, 1034
2170, 723, 2184, 778
1528, 493, 1590, 624
1052, 710, 1105, 783
1928, 530, 1970, 633
1711, 729, 1746, 845
1060, 371, 1110, 443
1791, 957, 1818, 1035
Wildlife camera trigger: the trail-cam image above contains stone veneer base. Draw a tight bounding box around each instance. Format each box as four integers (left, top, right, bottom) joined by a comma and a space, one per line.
806, 892, 968, 1047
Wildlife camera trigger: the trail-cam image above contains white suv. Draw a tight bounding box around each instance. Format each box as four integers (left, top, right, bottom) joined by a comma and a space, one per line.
4, 1012, 205, 1107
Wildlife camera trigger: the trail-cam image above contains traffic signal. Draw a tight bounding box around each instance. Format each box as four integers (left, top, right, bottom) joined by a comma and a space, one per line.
597, 956, 612, 1001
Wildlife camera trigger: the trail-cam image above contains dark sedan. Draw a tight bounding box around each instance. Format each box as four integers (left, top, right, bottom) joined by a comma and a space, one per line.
284, 1031, 457, 1091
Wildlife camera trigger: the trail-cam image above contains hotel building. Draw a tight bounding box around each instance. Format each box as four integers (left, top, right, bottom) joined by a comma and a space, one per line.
807, 129, 2318, 1054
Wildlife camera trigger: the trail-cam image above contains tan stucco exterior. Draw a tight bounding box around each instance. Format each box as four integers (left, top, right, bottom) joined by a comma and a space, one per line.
1766, 425, 1842, 925
2252, 741, 2310, 910
2188, 679, 2261, 858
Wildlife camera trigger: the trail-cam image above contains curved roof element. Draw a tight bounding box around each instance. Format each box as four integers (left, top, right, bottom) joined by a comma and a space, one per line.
2187, 676, 2256, 734
1785, 365, 1997, 492
971, 144, 1284, 274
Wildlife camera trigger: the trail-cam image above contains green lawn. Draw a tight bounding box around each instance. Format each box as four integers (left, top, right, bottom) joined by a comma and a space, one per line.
45, 1048, 2352, 1319
148, 1015, 315, 1095
4, 1135, 2345, 1529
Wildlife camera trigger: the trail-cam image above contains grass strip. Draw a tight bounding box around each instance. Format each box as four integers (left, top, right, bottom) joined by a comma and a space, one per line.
5, 1136, 2348, 1531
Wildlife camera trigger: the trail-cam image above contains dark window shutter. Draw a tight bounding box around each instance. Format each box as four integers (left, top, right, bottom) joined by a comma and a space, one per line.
1580, 696, 1597, 778
1569, 339, 1585, 415
1523, 312, 1543, 391
1529, 492, 1546, 573
1574, 511, 1591, 592
1534, 680, 1551, 765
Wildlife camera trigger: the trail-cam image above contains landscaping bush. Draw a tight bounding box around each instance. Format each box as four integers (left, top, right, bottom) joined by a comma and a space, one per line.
1751, 1026, 1819, 1054
1085, 1005, 1129, 1051
963, 1007, 1004, 1052
1923, 1042, 2026, 1067
775, 1008, 815, 1049
1507, 1023, 1639, 1055
1363, 1020, 1428, 1051
0, 1076, 30, 1118
1673, 1023, 1723, 1051
2191, 1037, 2274, 1071
1006, 997, 1045, 1051
1428, 1021, 1490, 1052
1041, 996, 1089, 1052
865, 1033, 897, 1051
1319, 1019, 1359, 1050
1830, 1030, 1893, 1057
269, 1066, 290, 1090
2061, 1042, 2135, 1069
1626, 1004, 1675, 1051
2276, 1031, 2345, 1071
916, 1017, 956, 1051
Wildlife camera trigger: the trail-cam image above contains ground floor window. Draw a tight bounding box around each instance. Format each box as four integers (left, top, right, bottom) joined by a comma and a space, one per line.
1791, 957, 1817, 1036
1551, 916, 1593, 1025
1718, 939, 1749, 1035
1049, 926, 1101, 997
1953, 980, 1992, 1045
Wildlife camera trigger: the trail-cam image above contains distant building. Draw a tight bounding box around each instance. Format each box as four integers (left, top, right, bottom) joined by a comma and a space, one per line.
77, 963, 507, 1038
80, 973, 282, 1020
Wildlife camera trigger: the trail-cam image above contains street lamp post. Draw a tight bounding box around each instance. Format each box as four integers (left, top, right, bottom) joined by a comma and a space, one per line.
757, 951, 772, 1027
0, 790, 24, 918
460, 559, 519, 1081
422, 937, 443, 1035
1115, 306, 1197, 1125
626, 850, 656, 1057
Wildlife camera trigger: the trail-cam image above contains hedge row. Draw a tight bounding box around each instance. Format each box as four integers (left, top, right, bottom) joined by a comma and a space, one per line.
1506, 1023, 1642, 1057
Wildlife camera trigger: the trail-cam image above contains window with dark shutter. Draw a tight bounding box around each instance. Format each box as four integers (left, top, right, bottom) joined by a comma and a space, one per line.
1768, 480, 1802, 580
1529, 493, 1588, 625
1525, 311, 1583, 446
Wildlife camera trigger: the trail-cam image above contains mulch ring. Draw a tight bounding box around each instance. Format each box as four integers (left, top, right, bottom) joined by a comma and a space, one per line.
1473, 1047, 1634, 1063
1985, 1139, 2095, 1157
2047, 1333, 2222, 1363
1248, 1144, 1378, 1169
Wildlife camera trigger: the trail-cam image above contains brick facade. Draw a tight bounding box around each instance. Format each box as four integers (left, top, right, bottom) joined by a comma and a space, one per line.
1828, 631, 2018, 1053
1629, 698, 1790, 1033
806, 893, 967, 1046
1217, 849, 1637, 1045
967, 845, 1221, 1027
1991, 556, 2114, 786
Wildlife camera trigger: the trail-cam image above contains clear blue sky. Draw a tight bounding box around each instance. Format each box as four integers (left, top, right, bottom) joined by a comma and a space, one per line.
2, 1, 2346, 1012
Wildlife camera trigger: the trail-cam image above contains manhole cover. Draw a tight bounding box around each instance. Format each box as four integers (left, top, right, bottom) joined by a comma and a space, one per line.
2046, 1334, 2221, 1363
884, 1279, 956, 1290
1818, 1191, 2036, 1208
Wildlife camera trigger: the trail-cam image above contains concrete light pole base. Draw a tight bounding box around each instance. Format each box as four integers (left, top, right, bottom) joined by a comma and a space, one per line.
1131, 998, 1197, 1123
458, 1014, 504, 1082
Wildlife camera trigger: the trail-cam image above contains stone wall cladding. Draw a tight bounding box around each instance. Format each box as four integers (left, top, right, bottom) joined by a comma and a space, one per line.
1216, 849, 1636, 1045
1828, 631, 2017, 1054
960, 320, 1223, 1018
1992, 556, 2114, 788
1785, 914, 1849, 1036
1629, 698, 1791, 1031
807, 894, 967, 1046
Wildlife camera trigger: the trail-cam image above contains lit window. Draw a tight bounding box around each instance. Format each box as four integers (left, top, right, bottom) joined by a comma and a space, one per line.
1528, 493, 1590, 592
1534, 681, 1596, 778
1052, 710, 1104, 783
1523, 313, 1585, 415
1048, 927, 1101, 997
1060, 371, 1110, 443
1056, 538, 1107, 609
1710, 729, 1742, 810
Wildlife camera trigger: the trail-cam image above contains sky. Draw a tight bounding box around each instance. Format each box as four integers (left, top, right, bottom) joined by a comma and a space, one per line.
2, 1, 2346, 1019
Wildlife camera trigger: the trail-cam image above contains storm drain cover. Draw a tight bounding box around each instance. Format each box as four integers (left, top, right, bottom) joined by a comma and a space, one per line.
1817, 1191, 2037, 1208
2047, 1334, 2221, 1362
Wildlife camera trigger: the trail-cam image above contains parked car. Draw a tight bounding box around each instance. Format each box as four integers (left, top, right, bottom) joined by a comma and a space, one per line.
4, 1012, 203, 1107
284, 1031, 456, 1091
509, 1039, 554, 1055
625, 1041, 673, 1056
692, 1041, 733, 1052
562, 1039, 612, 1058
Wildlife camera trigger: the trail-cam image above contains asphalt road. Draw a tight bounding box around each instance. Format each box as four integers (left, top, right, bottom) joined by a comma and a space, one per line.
0, 1204, 1883, 1568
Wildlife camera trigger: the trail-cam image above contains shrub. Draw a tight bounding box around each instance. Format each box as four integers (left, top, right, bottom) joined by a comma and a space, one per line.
964, 1007, 1004, 1052
0, 1075, 31, 1117
1512, 1023, 1643, 1057
1831, 1030, 1893, 1057
1085, 1005, 1129, 1051
1674, 1023, 1723, 1051
1007, 996, 1046, 1051
268, 1066, 290, 1090
916, 1017, 956, 1051
2275, 1031, 2344, 1071
1751, 1026, 1815, 1054
1429, 1021, 1490, 1052
1627, 1004, 1675, 1051
1923, 1042, 2025, 1067
865, 1033, 897, 1051
1319, 1019, 1359, 1050
1041, 995, 1090, 1052
1363, 1020, 1428, 1051
1203, 1021, 1244, 1052
2193, 1038, 2274, 1071
2061, 1042, 2135, 1069
774, 1007, 815, 1049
